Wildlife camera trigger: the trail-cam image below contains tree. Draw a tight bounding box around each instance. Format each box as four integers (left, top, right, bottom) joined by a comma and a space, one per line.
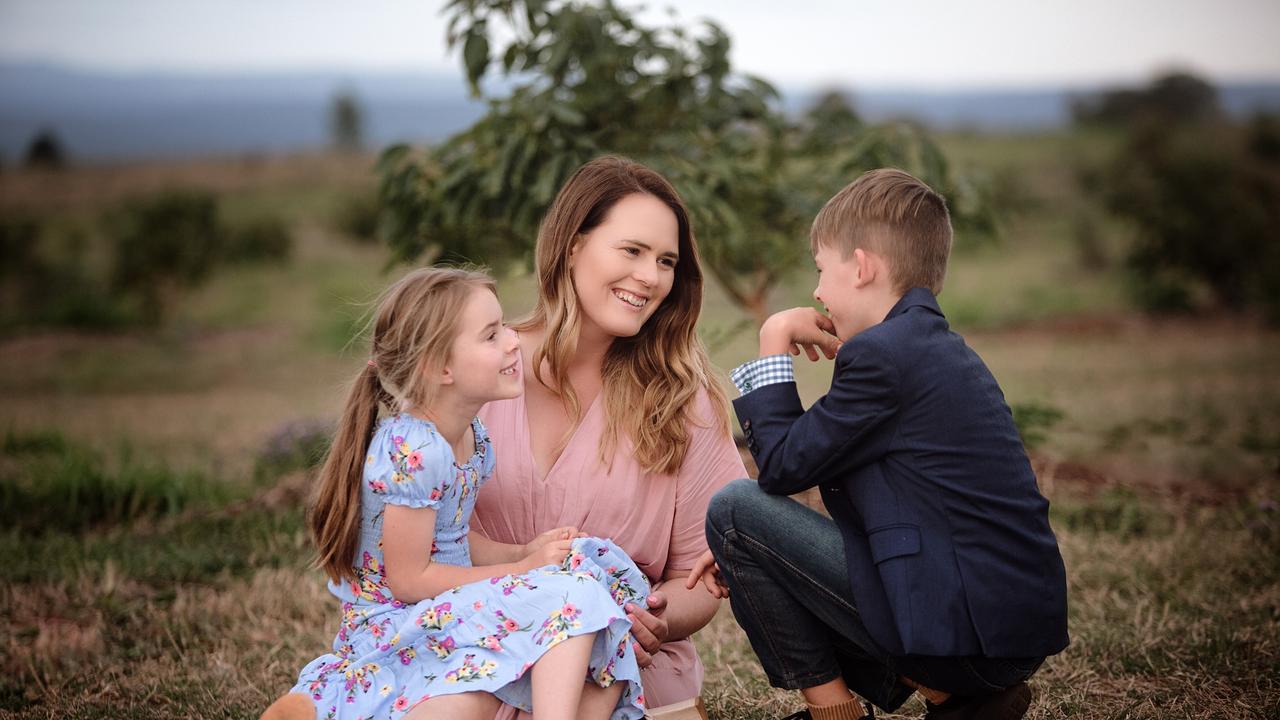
1072, 70, 1220, 128
23, 128, 66, 169
331, 91, 363, 151
1098, 113, 1280, 322
379, 0, 994, 325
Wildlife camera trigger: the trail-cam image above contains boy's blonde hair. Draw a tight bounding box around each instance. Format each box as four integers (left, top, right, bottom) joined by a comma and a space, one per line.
810, 168, 953, 295
311, 266, 496, 583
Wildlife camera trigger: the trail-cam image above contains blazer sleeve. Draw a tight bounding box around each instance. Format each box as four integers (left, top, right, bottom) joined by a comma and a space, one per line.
732, 335, 900, 495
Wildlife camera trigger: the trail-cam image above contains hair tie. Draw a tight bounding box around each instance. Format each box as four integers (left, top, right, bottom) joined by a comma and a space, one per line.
367, 360, 377, 368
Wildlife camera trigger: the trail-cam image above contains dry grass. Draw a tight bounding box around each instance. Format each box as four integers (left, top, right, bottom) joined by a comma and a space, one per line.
2, 142, 1279, 719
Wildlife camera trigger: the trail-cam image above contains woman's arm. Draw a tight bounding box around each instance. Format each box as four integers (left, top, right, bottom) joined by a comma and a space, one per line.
656, 568, 722, 639
624, 568, 721, 667
383, 505, 571, 603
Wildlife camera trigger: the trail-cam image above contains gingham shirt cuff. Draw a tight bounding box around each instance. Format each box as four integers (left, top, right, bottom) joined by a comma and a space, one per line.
730, 354, 795, 396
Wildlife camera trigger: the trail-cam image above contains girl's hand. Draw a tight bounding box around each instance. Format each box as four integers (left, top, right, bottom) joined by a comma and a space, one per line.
519, 538, 573, 573
521, 526, 578, 556
684, 549, 729, 599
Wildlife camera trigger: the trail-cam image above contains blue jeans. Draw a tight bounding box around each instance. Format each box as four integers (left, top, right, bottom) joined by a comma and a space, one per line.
705, 480, 1042, 711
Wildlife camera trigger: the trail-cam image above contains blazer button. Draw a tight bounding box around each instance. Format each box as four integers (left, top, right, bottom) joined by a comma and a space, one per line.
742, 419, 752, 430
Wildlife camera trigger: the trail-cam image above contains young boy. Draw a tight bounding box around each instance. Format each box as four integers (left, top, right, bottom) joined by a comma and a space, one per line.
686, 169, 1069, 720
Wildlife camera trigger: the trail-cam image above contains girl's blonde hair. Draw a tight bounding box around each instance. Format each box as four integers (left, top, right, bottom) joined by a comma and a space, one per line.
514, 155, 731, 475
311, 266, 495, 583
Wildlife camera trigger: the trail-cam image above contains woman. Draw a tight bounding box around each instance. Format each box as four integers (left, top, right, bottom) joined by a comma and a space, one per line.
262, 156, 744, 720
476, 155, 746, 718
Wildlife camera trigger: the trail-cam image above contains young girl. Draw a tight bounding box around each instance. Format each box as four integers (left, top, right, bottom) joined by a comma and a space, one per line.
272, 268, 648, 720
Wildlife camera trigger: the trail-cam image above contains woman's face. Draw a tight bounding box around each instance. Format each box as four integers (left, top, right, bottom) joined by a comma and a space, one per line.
569, 193, 680, 340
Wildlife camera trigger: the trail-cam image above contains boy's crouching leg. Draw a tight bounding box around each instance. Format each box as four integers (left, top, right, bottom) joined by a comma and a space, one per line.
703, 479, 914, 713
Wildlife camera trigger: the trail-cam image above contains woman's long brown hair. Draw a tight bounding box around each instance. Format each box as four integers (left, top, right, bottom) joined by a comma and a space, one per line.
514, 155, 731, 475
311, 267, 495, 583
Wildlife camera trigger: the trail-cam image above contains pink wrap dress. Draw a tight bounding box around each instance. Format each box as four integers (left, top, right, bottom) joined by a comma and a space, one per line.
476, 388, 747, 718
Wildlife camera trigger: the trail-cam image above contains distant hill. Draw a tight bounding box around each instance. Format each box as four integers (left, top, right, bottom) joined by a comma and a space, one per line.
3, 63, 1280, 164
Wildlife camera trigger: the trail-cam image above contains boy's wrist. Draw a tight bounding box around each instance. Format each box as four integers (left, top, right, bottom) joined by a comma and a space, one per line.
758, 316, 793, 357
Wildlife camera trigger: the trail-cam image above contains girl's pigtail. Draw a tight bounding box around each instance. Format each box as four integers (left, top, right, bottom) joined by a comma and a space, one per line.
310, 362, 382, 583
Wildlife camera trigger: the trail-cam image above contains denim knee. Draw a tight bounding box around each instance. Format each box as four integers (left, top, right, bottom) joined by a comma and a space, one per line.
706, 478, 762, 541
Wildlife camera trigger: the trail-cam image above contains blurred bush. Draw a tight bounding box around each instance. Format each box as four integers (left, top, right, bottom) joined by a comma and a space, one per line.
0, 217, 130, 331
332, 191, 382, 244
1101, 115, 1280, 320
1, 191, 298, 333
1076, 72, 1280, 323
0, 429, 232, 534
224, 215, 293, 264
254, 418, 333, 484
1011, 400, 1065, 451
109, 191, 225, 325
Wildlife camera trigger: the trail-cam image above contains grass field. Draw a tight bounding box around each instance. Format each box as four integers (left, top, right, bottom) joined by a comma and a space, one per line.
2, 136, 1278, 719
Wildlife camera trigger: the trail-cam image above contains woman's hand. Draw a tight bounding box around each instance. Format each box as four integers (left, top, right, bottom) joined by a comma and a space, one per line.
625, 592, 670, 668
521, 525, 578, 556
683, 549, 729, 599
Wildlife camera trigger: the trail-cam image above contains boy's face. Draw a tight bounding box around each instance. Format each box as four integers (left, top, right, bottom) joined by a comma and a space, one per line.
812, 243, 865, 341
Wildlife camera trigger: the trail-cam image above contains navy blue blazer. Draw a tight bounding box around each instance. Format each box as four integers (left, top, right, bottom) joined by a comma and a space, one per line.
733, 288, 1069, 659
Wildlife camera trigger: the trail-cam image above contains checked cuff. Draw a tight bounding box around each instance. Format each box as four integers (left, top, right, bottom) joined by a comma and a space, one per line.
730, 354, 795, 396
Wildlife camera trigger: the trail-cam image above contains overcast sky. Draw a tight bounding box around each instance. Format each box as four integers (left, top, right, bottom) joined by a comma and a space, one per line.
2, 0, 1278, 89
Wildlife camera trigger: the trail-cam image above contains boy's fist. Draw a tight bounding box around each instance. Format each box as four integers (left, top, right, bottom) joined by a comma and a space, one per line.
759, 307, 841, 361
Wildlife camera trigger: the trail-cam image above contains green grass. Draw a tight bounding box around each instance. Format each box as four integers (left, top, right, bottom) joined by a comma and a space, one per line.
1, 140, 1278, 718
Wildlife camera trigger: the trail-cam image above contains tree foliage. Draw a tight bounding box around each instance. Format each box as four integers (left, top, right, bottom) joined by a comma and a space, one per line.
23, 128, 66, 170
1097, 112, 1280, 321
1072, 70, 1221, 128
379, 0, 995, 323
330, 91, 364, 151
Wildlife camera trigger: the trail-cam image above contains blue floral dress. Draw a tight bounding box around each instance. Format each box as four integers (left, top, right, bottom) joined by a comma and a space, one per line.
291, 413, 649, 719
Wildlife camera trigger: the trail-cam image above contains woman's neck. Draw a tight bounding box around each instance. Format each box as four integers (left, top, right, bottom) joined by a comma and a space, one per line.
524, 322, 611, 383
567, 317, 612, 375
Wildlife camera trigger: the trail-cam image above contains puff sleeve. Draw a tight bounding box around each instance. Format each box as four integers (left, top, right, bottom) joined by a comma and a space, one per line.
374, 421, 453, 510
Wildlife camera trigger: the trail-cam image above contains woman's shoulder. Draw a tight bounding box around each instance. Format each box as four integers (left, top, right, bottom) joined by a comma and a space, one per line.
683, 384, 731, 432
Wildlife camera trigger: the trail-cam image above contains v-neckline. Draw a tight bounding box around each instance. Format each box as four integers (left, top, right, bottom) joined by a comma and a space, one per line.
520, 390, 602, 482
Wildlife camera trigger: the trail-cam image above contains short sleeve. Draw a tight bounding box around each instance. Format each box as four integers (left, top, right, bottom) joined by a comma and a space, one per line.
667, 389, 750, 572
375, 421, 453, 509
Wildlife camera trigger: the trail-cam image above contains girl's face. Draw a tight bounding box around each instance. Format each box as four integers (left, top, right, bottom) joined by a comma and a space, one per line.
569, 193, 679, 341
443, 287, 522, 403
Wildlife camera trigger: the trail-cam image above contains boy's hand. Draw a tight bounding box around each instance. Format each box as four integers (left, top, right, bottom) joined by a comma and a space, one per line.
759, 308, 841, 361
684, 549, 729, 599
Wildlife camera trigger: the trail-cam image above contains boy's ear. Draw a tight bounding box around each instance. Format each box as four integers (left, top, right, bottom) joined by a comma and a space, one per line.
853, 248, 877, 288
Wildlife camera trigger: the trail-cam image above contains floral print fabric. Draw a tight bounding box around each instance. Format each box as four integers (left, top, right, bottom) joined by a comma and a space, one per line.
290, 414, 648, 720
